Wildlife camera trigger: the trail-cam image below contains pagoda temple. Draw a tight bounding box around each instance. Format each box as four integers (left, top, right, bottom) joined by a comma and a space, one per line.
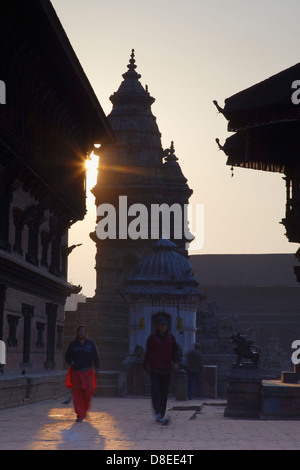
214, 62, 300, 270
64, 51, 197, 381
215, 63, 300, 406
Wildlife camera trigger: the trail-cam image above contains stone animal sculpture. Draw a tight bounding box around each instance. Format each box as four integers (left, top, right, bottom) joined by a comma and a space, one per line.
230, 332, 260, 366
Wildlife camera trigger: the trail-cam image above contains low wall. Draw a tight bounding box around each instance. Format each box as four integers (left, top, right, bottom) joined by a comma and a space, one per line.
0, 371, 68, 409
261, 380, 300, 418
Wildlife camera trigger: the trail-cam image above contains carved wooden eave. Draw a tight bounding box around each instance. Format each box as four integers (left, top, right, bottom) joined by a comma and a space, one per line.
1, 0, 115, 146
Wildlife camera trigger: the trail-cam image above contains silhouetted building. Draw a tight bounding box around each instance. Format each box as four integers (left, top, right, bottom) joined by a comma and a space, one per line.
214, 63, 300, 396
0, 0, 114, 376
214, 62, 300, 279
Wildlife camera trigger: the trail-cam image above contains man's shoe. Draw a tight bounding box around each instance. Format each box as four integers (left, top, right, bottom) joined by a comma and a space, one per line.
75, 417, 83, 423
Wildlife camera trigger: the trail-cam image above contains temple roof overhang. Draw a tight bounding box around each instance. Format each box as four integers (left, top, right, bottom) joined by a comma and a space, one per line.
216, 62, 300, 130
215, 62, 300, 174
1, 0, 116, 146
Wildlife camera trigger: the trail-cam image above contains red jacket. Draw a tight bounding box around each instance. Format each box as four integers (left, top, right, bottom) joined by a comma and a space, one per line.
143, 331, 180, 373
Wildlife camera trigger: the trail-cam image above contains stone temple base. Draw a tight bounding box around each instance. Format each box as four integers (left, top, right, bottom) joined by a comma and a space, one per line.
261, 380, 300, 418
224, 364, 262, 418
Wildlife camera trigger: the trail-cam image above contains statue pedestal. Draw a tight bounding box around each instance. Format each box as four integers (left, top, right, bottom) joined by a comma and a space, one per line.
224, 364, 262, 418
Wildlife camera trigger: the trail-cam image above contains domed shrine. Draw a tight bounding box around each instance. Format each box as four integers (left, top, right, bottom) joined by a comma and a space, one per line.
123, 239, 203, 357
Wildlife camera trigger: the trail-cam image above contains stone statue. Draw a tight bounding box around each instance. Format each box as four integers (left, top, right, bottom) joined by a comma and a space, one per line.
230, 332, 260, 366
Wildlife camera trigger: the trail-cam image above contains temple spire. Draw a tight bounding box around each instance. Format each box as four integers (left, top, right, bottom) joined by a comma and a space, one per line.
163, 140, 190, 187
110, 49, 155, 110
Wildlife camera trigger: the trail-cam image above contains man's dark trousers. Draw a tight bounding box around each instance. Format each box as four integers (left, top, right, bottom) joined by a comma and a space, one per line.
150, 371, 171, 418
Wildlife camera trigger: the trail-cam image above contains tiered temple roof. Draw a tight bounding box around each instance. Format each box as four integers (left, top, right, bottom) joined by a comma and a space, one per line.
214, 62, 300, 174
215, 61, 300, 268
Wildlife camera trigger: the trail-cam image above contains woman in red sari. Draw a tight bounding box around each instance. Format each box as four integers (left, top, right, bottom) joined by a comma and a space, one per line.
65, 325, 100, 422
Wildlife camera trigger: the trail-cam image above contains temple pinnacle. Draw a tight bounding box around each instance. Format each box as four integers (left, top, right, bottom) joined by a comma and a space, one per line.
122, 49, 141, 80
167, 141, 179, 162
128, 49, 137, 71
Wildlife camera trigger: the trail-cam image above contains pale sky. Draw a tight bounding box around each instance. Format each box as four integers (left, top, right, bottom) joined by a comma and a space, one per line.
50, 0, 300, 296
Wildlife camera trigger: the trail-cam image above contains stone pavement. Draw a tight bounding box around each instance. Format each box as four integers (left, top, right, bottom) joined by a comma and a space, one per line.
0, 395, 300, 451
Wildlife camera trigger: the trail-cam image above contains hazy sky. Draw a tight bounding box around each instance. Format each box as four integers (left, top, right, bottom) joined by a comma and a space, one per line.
51, 0, 300, 296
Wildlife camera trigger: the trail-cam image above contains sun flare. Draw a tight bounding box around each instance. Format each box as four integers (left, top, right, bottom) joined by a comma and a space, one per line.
85, 151, 99, 188
85, 151, 99, 172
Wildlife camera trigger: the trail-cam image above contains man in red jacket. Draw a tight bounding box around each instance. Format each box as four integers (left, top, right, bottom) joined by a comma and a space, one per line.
143, 317, 180, 423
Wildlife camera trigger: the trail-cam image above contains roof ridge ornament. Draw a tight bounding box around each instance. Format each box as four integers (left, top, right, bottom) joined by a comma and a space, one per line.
128, 49, 137, 71
122, 49, 141, 80
165, 141, 179, 162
